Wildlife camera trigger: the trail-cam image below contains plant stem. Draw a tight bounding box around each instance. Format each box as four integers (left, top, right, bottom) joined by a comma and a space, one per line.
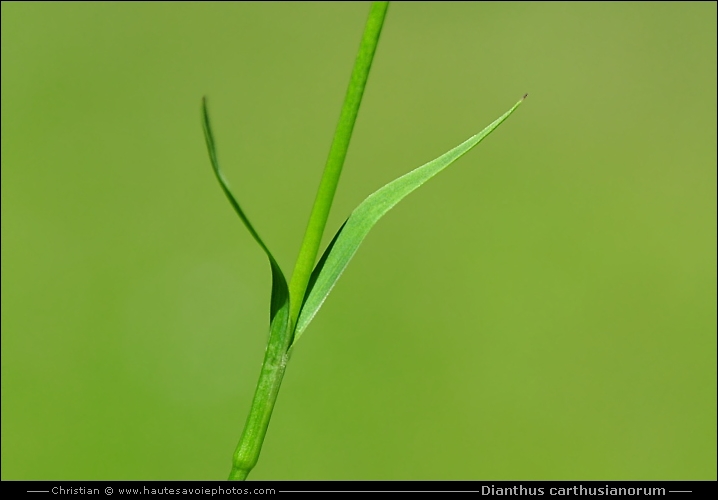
226, 3, 388, 481
228, 287, 290, 480
228, 354, 287, 481
288, 1, 389, 328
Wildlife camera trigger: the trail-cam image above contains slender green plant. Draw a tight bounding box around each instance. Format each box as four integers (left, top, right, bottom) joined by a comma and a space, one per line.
202, 2, 525, 480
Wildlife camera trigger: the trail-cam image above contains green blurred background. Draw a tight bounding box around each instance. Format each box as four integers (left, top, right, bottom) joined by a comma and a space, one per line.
1, 2, 715, 480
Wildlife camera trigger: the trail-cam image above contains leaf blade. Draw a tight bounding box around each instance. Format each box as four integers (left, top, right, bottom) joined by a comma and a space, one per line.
202, 97, 290, 322
203, 97, 294, 478
293, 97, 525, 344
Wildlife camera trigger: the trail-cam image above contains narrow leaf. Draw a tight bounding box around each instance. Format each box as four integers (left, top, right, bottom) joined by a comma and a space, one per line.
201, 97, 290, 326
203, 98, 293, 479
293, 97, 526, 344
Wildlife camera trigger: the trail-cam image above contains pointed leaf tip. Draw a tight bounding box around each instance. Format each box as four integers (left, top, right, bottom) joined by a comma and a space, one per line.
522, 93, 529, 100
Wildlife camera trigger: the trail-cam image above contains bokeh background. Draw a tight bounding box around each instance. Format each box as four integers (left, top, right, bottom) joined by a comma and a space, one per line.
2, 2, 715, 480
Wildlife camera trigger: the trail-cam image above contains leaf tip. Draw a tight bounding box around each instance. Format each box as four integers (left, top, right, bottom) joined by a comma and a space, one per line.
522, 93, 529, 100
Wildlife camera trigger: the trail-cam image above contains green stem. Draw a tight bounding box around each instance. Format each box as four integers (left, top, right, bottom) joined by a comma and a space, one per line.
226, 2, 388, 481
228, 352, 286, 481
288, 1, 389, 328
228, 290, 290, 480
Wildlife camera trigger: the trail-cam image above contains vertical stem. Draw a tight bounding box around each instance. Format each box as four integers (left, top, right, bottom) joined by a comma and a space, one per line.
225, 3, 388, 481
288, 2, 389, 327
